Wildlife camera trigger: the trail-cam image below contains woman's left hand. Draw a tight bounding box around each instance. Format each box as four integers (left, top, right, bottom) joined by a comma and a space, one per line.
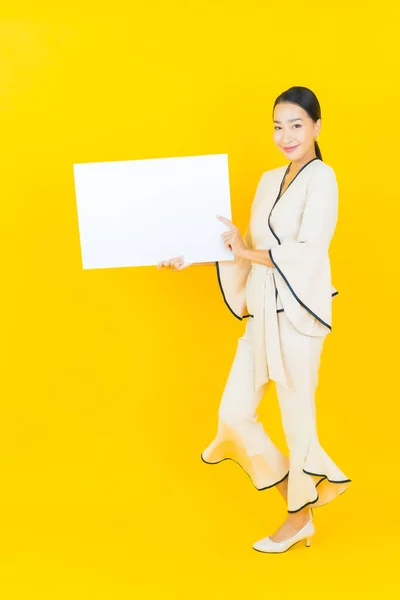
217, 215, 247, 258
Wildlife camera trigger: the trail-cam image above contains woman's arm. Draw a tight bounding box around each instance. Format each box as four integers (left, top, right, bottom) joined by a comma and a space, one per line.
240, 248, 274, 268
239, 168, 338, 269
269, 167, 338, 266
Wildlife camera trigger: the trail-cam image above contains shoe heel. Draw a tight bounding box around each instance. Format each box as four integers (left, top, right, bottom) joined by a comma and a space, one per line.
305, 537, 312, 548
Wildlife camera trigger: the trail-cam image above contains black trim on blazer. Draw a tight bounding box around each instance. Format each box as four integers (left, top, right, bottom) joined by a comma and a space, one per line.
215, 261, 252, 321
269, 250, 331, 330
267, 159, 320, 245
275, 281, 285, 313
215, 261, 283, 319
267, 157, 337, 331
267, 162, 291, 244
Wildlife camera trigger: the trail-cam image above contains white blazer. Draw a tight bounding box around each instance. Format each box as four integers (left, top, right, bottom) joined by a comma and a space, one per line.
216, 157, 339, 338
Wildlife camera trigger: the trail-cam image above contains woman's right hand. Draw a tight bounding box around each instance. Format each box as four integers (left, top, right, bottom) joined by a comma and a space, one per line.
156, 255, 192, 271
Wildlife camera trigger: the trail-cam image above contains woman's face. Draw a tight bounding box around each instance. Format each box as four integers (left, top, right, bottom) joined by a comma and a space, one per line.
273, 102, 321, 161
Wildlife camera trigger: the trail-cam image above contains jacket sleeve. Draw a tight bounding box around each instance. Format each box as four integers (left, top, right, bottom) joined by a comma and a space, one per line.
215, 173, 269, 320
215, 226, 253, 320
269, 166, 339, 332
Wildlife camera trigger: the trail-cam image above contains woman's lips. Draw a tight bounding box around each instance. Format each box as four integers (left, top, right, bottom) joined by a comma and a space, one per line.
283, 145, 299, 152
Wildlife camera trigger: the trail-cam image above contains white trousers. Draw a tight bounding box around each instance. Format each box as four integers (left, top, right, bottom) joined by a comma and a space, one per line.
201, 311, 351, 513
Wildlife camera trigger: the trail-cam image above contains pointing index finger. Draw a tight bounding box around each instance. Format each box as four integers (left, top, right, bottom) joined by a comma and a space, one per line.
216, 215, 235, 228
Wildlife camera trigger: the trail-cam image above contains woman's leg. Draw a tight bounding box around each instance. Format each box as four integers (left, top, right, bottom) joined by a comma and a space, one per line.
270, 481, 312, 541
201, 316, 290, 491
268, 311, 349, 541
274, 478, 311, 534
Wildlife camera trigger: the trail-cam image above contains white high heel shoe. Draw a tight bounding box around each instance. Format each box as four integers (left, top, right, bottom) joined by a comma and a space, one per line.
252, 512, 315, 554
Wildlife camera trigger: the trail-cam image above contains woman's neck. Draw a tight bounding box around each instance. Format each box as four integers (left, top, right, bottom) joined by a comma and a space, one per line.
288, 152, 318, 175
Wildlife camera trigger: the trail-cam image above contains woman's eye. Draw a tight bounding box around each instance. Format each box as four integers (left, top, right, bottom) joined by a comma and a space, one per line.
274, 124, 301, 130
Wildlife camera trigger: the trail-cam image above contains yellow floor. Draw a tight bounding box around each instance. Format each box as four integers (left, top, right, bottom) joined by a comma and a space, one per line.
0, 464, 395, 599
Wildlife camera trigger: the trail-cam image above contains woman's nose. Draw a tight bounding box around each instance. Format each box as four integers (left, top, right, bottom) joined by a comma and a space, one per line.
282, 135, 294, 144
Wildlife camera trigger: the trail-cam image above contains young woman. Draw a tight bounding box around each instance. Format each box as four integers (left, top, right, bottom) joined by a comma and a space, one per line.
157, 86, 351, 553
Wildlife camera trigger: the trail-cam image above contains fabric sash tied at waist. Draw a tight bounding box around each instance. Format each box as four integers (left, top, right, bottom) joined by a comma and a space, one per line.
248, 263, 289, 392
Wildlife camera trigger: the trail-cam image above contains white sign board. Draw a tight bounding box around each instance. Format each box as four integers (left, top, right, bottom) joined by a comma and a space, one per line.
73, 153, 235, 270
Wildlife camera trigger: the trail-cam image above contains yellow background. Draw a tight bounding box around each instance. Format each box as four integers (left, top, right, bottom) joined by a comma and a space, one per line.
1, 0, 398, 597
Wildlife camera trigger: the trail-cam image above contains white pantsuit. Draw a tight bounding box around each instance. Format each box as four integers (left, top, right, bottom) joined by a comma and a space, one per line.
201, 158, 351, 513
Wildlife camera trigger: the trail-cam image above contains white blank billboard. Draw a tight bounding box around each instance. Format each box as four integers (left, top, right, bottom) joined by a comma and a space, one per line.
73, 153, 235, 270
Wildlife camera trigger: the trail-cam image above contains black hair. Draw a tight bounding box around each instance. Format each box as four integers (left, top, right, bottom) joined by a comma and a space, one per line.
273, 86, 322, 161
